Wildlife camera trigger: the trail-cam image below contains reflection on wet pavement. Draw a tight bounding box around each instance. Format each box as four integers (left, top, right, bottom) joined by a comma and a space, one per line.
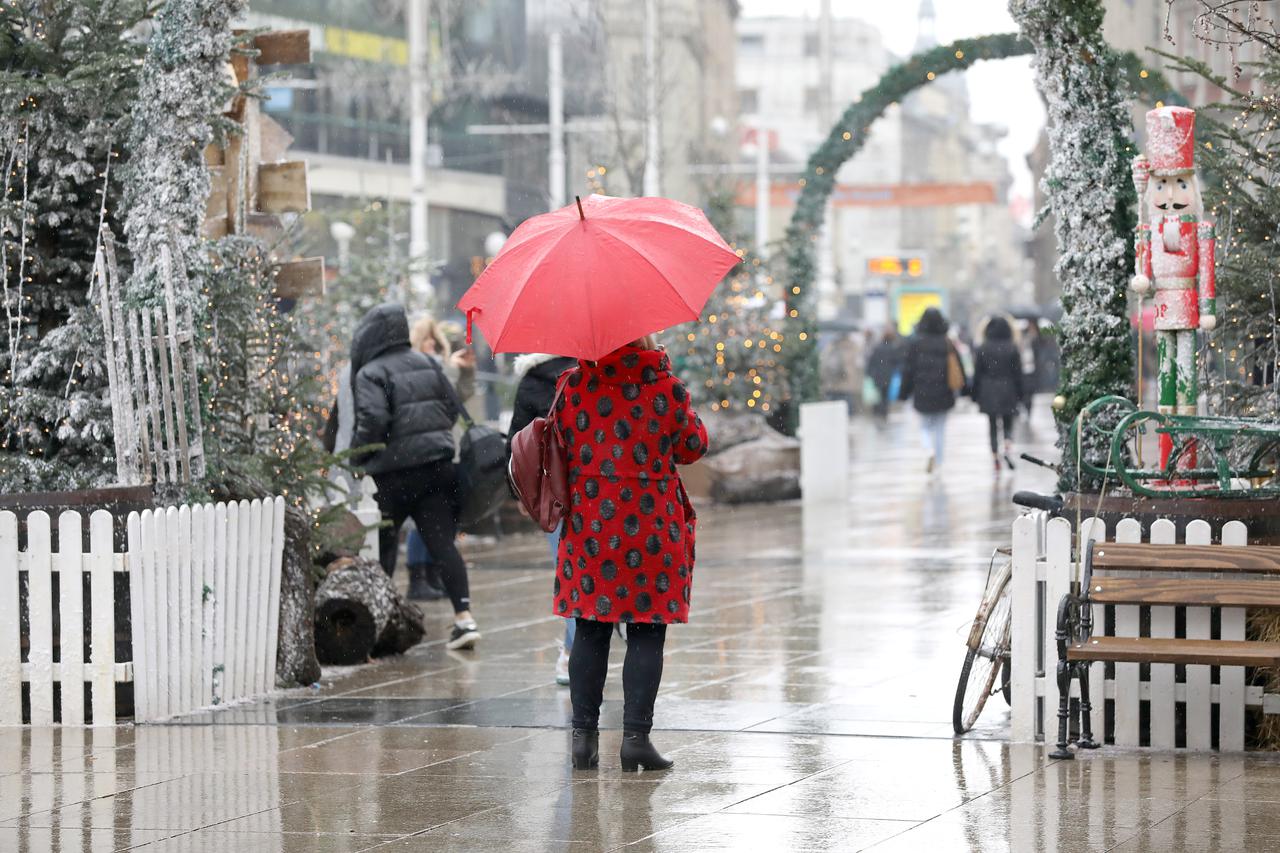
10, 406, 1280, 850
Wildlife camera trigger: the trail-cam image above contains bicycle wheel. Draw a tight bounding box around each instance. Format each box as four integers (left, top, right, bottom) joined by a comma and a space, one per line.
953, 572, 1013, 734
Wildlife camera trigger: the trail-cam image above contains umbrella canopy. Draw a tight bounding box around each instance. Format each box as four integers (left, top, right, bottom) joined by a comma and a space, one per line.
456, 194, 740, 360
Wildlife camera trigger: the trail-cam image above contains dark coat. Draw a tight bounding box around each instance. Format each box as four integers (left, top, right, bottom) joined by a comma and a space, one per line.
899, 308, 962, 414
972, 318, 1025, 417
507, 354, 579, 442
866, 338, 901, 389
552, 345, 707, 624
351, 303, 460, 476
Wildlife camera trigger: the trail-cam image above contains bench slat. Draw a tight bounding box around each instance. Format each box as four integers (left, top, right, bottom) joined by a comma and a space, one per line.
1091, 577, 1280, 608
1091, 543, 1280, 574
1069, 636, 1280, 667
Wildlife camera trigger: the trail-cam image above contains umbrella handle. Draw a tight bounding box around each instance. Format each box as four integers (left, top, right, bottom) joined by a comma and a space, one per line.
466, 307, 477, 345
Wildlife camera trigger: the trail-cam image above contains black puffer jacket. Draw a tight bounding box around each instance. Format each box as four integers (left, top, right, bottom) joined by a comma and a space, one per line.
351, 303, 460, 476
507, 354, 578, 442
899, 307, 963, 415
972, 316, 1024, 417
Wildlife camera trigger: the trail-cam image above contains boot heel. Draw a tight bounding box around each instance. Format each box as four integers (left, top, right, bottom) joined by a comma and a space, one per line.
620, 757, 639, 772
571, 729, 599, 770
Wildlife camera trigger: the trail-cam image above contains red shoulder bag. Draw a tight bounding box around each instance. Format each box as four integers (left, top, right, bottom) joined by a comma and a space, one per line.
508, 372, 572, 533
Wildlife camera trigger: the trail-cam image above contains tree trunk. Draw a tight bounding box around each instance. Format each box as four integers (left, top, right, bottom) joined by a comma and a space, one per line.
276, 504, 322, 686
315, 556, 425, 665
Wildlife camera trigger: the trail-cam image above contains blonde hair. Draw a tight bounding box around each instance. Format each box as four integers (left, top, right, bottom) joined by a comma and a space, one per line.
410, 314, 451, 357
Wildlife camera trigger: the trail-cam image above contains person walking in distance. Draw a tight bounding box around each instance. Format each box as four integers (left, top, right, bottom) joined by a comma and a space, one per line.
509, 352, 579, 684
971, 315, 1024, 474
866, 327, 901, 422
899, 307, 965, 475
350, 303, 481, 651
555, 337, 708, 771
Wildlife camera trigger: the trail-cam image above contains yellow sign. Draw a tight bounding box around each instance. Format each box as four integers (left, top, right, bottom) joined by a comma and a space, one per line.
867, 256, 925, 277
325, 27, 409, 65
897, 291, 943, 336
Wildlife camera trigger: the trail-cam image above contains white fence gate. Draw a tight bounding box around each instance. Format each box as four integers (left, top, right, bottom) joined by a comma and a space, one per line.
0, 497, 285, 725
1009, 512, 1277, 751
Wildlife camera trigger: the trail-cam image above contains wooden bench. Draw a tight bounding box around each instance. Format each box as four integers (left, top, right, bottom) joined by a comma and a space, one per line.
1050, 540, 1280, 759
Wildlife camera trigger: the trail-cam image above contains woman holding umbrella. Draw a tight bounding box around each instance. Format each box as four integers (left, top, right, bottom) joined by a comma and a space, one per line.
458, 195, 737, 772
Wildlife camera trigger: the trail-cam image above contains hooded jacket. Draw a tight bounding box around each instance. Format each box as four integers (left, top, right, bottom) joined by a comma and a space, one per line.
351, 303, 460, 476
507, 353, 579, 442
971, 316, 1025, 417
900, 307, 963, 414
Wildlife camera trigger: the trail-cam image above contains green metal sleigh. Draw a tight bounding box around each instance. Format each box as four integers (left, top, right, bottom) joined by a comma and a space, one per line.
1070, 395, 1280, 498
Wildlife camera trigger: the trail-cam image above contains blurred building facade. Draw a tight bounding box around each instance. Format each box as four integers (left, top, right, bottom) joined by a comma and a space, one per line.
239, 0, 738, 311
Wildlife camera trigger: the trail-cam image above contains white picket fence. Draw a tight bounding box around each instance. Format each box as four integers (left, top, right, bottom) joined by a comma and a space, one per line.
0, 497, 285, 726
1009, 512, 1278, 751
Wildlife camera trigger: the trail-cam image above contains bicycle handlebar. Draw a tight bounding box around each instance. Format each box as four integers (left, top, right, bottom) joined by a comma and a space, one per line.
1012, 491, 1065, 514
1019, 453, 1057, 471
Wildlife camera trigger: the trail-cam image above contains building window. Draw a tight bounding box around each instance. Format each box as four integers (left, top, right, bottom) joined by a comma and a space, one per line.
804, 87, 820, 111
739, 34, 763, 57
739, 88, 759, 114
804, 32, 819, 57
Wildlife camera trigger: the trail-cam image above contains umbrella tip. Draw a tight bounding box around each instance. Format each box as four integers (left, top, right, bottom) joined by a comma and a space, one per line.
576, 195, 585, 221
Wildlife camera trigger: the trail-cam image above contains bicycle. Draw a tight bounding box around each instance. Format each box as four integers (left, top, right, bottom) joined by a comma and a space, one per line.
952, 479, 1063, 735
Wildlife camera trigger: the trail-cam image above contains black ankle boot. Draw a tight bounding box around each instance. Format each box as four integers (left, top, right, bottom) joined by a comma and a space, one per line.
620, 731, 673, 772
571, 728, 599, 770
407, 563, 446, 601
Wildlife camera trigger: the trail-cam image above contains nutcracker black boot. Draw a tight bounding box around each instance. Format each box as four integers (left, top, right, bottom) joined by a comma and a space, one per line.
571, 728, 599, 770
620, 731, 673, 772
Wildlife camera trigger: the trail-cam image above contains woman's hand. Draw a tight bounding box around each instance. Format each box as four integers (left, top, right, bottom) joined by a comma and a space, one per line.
450, 348, 477, 370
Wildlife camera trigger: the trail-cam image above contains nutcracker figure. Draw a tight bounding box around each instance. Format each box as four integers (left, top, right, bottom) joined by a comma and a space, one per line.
1131, 105, 1216, 472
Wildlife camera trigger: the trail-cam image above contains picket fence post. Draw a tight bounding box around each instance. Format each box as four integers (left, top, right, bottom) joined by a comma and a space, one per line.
0, 512, 20, 725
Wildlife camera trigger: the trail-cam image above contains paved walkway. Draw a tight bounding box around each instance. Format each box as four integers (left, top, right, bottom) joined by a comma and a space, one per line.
8, 402, 1280, 851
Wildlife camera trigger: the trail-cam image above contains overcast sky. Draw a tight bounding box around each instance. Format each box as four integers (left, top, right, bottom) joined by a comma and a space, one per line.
737, 0, 1044, 207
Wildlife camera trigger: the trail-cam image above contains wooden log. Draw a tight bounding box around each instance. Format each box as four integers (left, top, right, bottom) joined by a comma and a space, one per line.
277, 505, 321, 686
314, 556, 424, 665
257, 161, 309, 214
272, 257, 325, 299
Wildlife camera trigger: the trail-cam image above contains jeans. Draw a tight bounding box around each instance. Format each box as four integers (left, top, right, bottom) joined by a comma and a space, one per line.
548, 524, 574, 650
373, 460, 471, 614
406, 527, 429, 566
569, 619, 667, 734
919, 412, 948, 466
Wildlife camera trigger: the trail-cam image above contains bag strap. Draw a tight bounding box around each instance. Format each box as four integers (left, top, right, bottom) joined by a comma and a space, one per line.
546, 368, 575, 419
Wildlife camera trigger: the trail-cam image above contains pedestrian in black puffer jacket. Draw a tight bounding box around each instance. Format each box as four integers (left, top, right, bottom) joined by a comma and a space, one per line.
507, 353, 579, 441
971, 315, 1024, 473
899, 307, 964, 474
350, 303, 481, 651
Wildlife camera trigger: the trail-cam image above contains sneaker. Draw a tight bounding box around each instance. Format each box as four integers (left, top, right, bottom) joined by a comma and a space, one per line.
555, 641, 571, 686
447, 621, 481, 651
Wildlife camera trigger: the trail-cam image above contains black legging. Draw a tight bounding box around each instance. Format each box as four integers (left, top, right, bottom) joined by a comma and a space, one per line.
570, 619, 667, 734
373, 459, 471, 613
988, 413, 1014, 454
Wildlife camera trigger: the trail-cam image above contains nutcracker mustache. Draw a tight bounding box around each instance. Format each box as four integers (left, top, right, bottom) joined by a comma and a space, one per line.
1155, 202, 1190, 210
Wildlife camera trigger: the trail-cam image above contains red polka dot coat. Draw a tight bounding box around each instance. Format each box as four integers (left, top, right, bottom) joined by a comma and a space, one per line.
552, 345, 708, 624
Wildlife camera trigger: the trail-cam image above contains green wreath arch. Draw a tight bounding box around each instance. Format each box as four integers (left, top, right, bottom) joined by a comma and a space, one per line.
777, 32, 1184, 409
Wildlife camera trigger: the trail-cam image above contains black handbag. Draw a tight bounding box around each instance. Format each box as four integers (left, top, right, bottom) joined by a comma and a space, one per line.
427, 357, 508, 526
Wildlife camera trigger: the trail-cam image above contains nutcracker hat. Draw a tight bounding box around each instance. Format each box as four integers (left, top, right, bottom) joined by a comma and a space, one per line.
1145, 106, 1197, 175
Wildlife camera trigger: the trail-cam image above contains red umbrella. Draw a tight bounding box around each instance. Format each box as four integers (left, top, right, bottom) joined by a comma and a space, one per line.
457, 194, 740, 360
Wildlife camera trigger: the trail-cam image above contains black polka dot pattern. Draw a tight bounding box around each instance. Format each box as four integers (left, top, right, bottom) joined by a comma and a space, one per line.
548, 347, 707, 625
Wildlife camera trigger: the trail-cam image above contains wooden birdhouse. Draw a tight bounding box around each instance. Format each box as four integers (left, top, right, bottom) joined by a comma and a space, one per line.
203, 28, 324, 300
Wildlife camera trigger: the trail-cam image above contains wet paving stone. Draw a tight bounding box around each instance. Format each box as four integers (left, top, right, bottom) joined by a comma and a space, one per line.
16, 407, 1280, 850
